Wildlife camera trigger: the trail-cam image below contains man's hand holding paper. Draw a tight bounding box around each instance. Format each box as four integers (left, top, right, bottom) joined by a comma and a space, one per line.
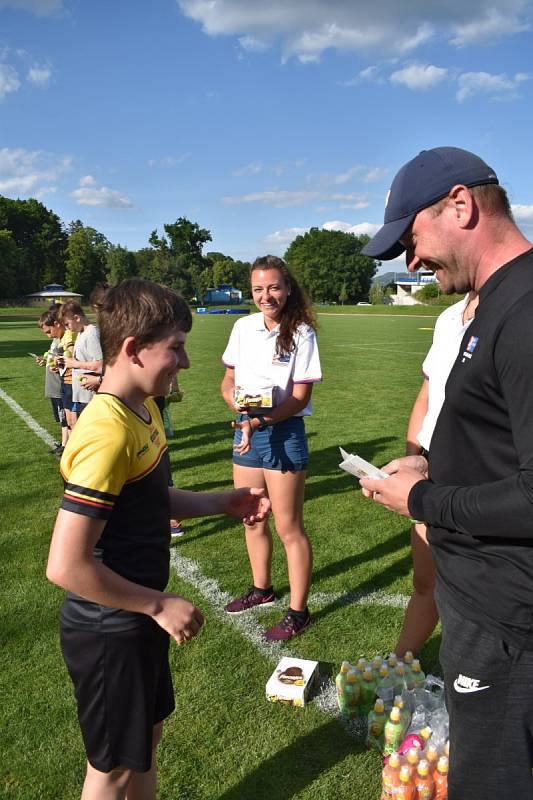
360, 454, 428, 517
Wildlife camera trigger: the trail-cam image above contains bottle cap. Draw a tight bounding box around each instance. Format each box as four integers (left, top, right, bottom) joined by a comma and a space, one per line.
379, 666, 390, 678
372, 656, 383, 669
411, 659, 421, 672
444, 740, 450, 757
362, 669, 373, 681
374, 698, 385, 713
437, 756, 449, 774
388, 653, 398, 667
395, 665, 406, 676
420, 726, 432, 741
390, 707, 401, 722
393, 695, 404, 708
389, 752, 401, 768
341, 661, 351, 673
346, 671, 358, 684
406, 748, 419, 765
403, 650, 414, 664
417, 759, 430, 777
426, 744, 438, 761
399, 765, 411, 783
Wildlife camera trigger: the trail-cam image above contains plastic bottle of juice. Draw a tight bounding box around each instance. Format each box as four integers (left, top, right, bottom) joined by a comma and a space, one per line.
356, 657, 367, 674
344, 670, 360, 718
393, 695, 411, 736
414, 759, 435, 800
403, 651, 414, 688
395, 764, 416, 800
335, 661, 351, 714
433, 755, 449, 800
376, 665, 395, 707
371, 655, 384, 680
394, 664, 407, 696
444, 740, 450, 758
367, 698, 387, 750
359, 668, 377, 715
411, 659, 425, 689
419, 727, 433, 750
383, 706, 404, 755
380, 751, 401, 800
424, 743, 439, 772
403, 746, 420, 778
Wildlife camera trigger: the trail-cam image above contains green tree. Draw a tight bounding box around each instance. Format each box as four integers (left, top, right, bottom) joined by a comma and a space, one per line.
149, 217, 212, 298
0, 195, 67, 294
106, 245, 137, 285
369, 283, 385, 305
0, 230, 19, 299
284, 228, 376, 303
65, 222, 110, 296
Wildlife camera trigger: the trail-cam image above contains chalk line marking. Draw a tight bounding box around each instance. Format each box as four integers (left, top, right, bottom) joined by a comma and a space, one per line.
169, 550, 407, 737
0, 387, 56, 447
1, 388, 407, 738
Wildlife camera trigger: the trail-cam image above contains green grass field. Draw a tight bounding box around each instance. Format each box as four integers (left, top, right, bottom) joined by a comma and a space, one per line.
0, 308, 441, 800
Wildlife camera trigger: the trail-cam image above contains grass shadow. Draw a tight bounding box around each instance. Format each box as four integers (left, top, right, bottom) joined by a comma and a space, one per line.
216, 719, 360, 800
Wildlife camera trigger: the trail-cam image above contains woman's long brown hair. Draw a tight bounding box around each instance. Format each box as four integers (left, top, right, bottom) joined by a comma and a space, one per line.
251, 255, 316, 356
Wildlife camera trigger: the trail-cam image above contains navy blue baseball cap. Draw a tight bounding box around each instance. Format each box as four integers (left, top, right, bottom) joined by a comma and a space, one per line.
362, 147, 499, 260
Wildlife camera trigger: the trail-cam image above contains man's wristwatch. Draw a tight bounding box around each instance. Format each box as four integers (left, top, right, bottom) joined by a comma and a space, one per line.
256, 414, 268, 431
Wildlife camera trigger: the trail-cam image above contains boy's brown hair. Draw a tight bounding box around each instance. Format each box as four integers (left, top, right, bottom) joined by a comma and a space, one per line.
95, 278, 192, 365
57, 300, 85, 324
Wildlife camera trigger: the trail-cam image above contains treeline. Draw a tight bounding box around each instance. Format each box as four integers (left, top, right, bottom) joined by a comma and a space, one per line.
0, 194, 377, 304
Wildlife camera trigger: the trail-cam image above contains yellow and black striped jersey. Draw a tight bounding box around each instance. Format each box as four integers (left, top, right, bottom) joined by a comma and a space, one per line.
59, 393, 171, 631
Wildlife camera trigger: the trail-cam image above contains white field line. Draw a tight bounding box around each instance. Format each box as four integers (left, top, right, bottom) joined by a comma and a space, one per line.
1, 388, 407, 739
170, 551, 408, 738
0, 387, 56, 447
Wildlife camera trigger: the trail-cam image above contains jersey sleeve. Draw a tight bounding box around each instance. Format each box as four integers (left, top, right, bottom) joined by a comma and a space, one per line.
293, 328, 322, 384
221, 320, 240, 368
60, 420, 133, 520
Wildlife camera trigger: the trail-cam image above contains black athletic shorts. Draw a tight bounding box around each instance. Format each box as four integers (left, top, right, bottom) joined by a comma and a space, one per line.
60, 619, 175, 773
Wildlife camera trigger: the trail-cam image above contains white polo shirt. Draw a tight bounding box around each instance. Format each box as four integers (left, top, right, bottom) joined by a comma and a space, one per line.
417, 295, 472, 451
222, 312, 322, 417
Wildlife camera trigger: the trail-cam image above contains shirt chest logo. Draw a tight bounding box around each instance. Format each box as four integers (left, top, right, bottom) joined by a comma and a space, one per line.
461, 335, 479, 363
272, 353, 290, 366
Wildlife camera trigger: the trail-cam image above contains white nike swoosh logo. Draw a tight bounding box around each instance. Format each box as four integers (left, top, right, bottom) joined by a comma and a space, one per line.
453, 680, 490, 693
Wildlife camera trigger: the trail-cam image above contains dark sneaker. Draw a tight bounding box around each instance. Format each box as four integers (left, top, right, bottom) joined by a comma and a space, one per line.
263, 611, 312, 641
170, 520, 185, 538
224, 587, 277, 614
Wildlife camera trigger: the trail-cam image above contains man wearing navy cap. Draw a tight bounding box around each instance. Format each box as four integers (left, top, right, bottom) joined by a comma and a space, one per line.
360, 147, 533, 799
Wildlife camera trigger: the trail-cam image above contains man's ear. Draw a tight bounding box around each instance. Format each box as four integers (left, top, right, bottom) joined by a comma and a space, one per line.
449, 184, 475, 229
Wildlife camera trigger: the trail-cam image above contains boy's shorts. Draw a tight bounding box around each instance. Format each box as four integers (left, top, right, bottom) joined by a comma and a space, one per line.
60, 619, 175, 773
50, 397, 67, 427
60, 381, 75, 413
232, 415, 308, 472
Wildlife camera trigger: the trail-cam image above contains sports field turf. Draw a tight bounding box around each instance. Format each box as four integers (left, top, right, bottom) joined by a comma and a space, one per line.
0, 307, 441, 800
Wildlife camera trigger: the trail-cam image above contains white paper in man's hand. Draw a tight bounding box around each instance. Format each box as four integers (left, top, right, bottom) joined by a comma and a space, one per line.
339, 447, 389, 480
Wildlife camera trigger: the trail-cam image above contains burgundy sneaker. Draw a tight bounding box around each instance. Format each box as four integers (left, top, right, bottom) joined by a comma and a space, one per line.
263, 611, 312, 641
224, 587, 277, 614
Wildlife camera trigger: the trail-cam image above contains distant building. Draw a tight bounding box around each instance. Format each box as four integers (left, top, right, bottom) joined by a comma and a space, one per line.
202, 284, 243, 304
391, 270, 438, 306
26, 284, 83, 305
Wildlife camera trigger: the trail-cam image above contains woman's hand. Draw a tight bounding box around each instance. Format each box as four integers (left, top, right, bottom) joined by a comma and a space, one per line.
232, 417, 255, 455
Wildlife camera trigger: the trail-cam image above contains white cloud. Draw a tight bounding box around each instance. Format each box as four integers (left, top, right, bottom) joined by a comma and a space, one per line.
264, 226, 310, 245
512, 204, 533, 224
339, 65, 386, 86
177, 0, 529, 61
71, 176, 133, 208
456, 70, 530, 101
27, 64, 52, 86
222, 187, 369, 208
147, 153, 191, 168
451, 8, 530, 45
390, 63, 448, 91
0, 0, 63, 14
233, 161, 263, 176
323, 220, 381, 236
0, 64, 21, 100
0, 147, 71, 195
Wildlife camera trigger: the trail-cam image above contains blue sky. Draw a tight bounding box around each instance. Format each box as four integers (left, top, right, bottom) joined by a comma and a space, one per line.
1, 0, 533, 273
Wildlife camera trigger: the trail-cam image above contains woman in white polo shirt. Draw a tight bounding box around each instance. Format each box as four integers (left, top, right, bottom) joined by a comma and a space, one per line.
221, 256, 322, 641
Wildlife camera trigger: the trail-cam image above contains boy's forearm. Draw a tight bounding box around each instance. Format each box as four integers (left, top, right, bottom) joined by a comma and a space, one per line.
169, 488, 231, 520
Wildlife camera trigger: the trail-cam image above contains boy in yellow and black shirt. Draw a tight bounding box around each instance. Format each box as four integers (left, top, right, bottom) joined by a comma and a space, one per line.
47, 278, 270, 799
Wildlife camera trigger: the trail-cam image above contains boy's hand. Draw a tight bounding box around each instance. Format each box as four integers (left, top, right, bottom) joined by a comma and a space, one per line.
153, 594, 204, 645
226, 487, 271, 524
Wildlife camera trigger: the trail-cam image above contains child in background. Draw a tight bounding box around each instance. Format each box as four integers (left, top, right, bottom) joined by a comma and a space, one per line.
59, 301, 103, 416
36, 308, 69, 456
46, 278, 269, 800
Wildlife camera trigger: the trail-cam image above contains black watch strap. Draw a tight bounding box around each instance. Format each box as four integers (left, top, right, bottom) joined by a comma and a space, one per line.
257, 414, 268, 431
